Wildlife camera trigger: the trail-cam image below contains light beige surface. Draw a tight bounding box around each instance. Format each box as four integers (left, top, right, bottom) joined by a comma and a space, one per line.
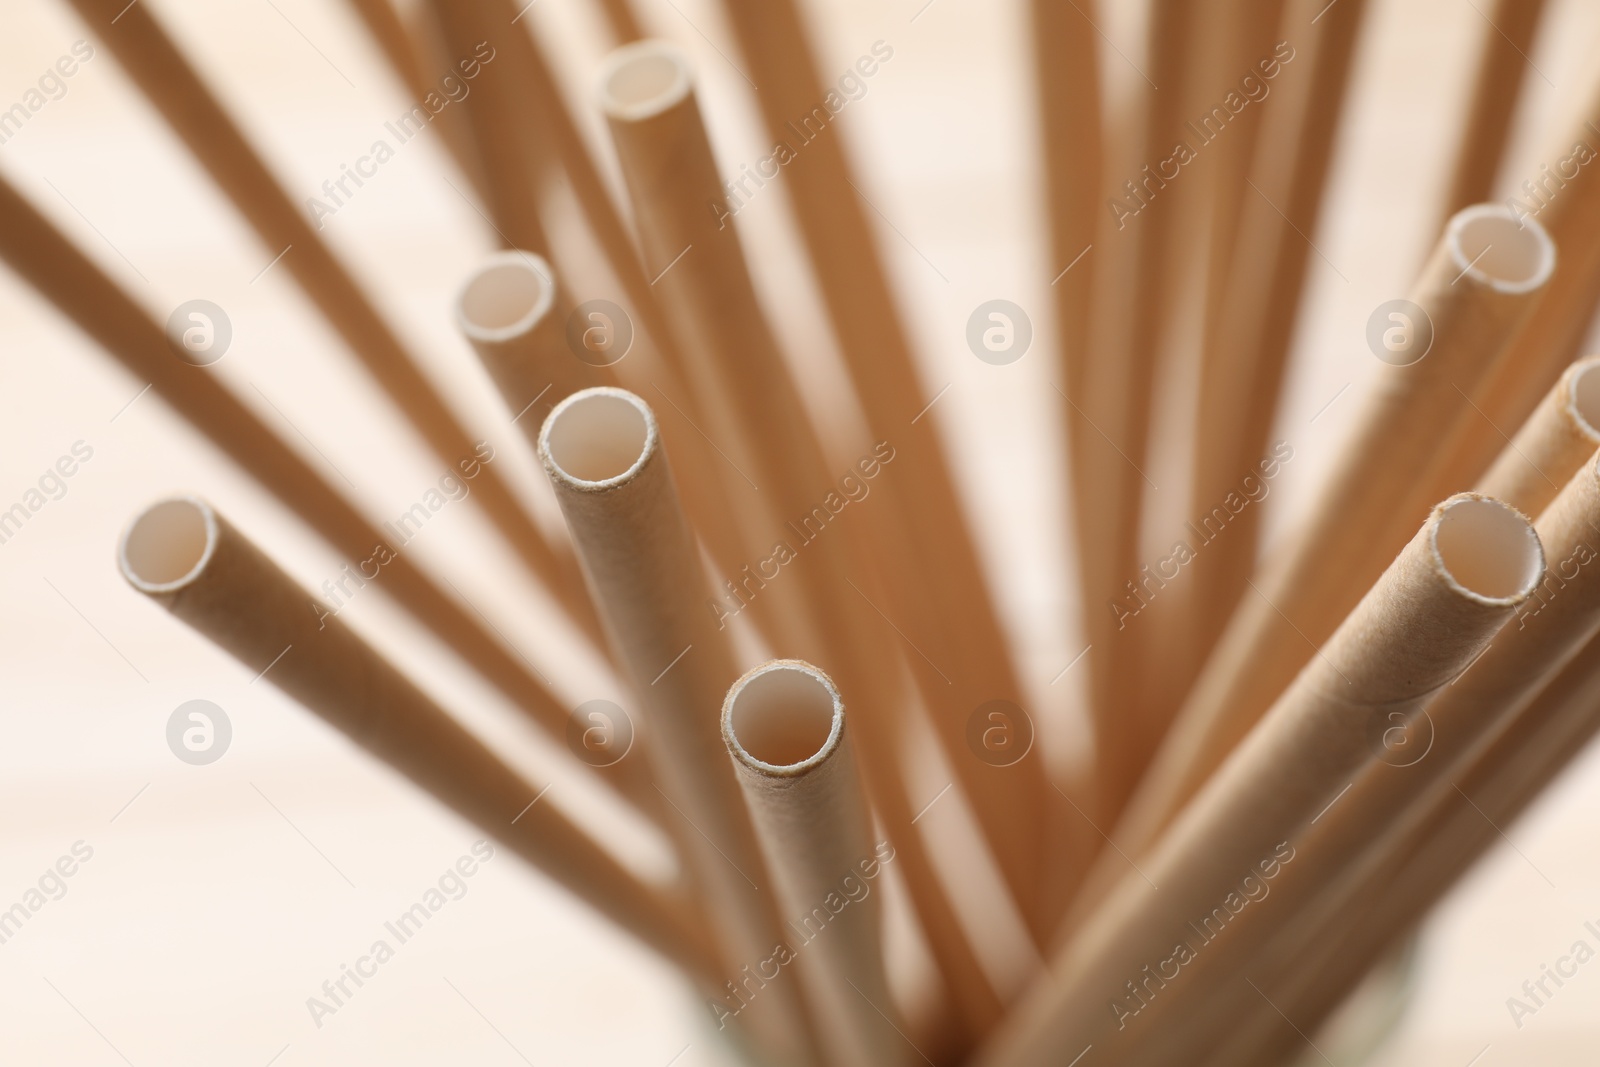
2, 0, 1600, 1063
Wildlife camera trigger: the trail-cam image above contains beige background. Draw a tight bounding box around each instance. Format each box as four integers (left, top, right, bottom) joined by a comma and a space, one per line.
1, 0, 1599, 1062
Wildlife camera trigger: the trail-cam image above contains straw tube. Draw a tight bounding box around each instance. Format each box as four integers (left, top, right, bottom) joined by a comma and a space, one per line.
118, 497, 708, 977
597, 39, 1058, 955
1123, 456, 1600, 1066
979, 494, 1542, 1067
456, 251, 609, 441
723, 661, 906, 1067
1226, 626, 1600, 1067
539, 388, 822, 1066
1476, 356, 1600, 515
0, 171, 661, 820
708, 6, 1036, 879
64, 0, 580, 613
1104, 204, 1556, 883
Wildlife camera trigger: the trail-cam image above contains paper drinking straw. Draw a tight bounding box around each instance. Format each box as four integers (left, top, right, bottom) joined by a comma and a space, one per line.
420, 0, 552, 251
1234, 633, 1600, 1067
0, 171, 660, 819
119, 497, 708, 977
1066, 0, 1201, 824
63, 0, 583, 617
1105, 204, 1556, 886
339, 0, 486, 196
1421, 57, 1600, 503
1128, 0, 1287, 777
1435, 0, 1550, 222
723, 661, 907, 1067
1476, 356, 1600, 514
1129, 456, 1600, 1066
1030, 0, 1108, 929
539, 389, 823, 1066
712, 0, 1033, 784
978, 495, 1542, 1067
595, 39, 1057, 956
594, 0, 643, 43
595, 41, 828, 659
1169, 0, 1370, 742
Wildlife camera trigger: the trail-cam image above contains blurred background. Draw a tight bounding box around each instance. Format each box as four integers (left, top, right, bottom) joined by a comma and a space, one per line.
3, 0, 1600, 1062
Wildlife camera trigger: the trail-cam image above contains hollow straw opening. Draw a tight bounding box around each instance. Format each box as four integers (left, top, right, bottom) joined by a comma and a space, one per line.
597, 40, 694, 122
723, 661, 844, 775
1444, 204, 1555, 294
119, 497, 217, 592
1568, 360, 1600, 440
1430, 496, 1543, 604
540, 388, 655, 487
456, 251, 556, 341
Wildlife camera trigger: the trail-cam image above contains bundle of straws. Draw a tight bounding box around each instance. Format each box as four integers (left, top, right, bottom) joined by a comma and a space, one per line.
13, 0, 1600, 1062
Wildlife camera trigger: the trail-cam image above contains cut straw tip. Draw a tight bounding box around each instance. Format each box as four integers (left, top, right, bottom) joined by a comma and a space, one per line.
538, 386, 658, 491
1429, 493, 1544, 606
455, 249, 557, 344
119, 496, 219, 595
596, 39, 695, 123
722, 659, 845, 778
1444, 203, 1555, 294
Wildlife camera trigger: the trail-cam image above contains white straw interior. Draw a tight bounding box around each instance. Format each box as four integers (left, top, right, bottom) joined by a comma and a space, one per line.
725, 662, 841, 772
1432, 497, 1542, 602
1569, 361, 1600, 439
598, 41, 693, 121
457, 253, 554, 340
121, 498, 215, 590
542, 389, 652, 485
1447, 206, 1555, 293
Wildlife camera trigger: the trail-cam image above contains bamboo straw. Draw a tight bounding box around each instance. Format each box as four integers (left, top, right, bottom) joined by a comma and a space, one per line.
1174, 0, 1369, 723
978, 494, 1543, 1067
119, 496, 707, 976
712, 1, 1033, 803
0, 170, 662, 816
1087, 455, 1600, 1067
64, 0, 590, 628
1102, 205, 1556, 882
1435, 0, 1550, 222
1477, 356, 1600, 513
722, 661, 906, 1067
596, 39, 1056, 958
538, 388, 823, 1066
